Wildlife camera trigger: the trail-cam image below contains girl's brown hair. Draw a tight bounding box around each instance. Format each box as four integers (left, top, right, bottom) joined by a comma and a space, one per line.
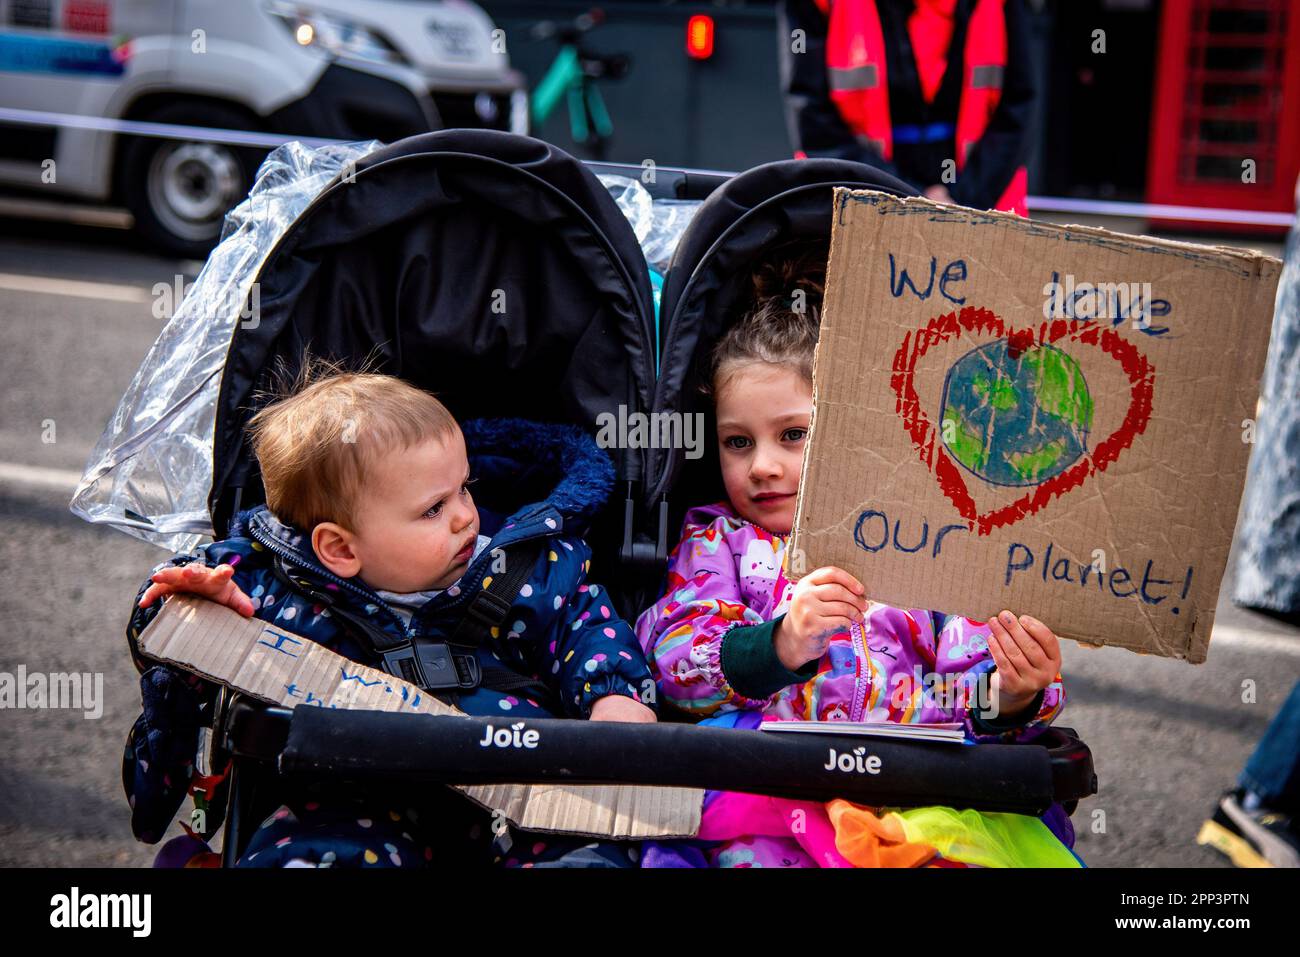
705, 240, 828, 400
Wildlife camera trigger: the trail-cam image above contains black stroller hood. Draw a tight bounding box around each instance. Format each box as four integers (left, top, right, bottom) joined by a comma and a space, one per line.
209, 130, 656, 534
647, 158, 917, 513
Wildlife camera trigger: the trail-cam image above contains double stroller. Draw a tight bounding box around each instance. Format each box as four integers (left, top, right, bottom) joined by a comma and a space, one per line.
72, 129, 1097, 866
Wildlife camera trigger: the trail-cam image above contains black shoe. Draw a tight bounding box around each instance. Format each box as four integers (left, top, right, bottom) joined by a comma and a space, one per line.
1197, 789, 1299, 868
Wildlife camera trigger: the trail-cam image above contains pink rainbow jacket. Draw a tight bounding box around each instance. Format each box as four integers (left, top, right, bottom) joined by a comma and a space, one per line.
634, 502, 1065, 741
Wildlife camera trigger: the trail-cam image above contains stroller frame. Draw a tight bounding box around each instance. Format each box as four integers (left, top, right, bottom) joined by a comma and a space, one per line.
122, 132, 1096, 865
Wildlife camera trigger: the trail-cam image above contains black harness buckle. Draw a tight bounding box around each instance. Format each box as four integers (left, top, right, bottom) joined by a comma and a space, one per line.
270, 553, 484, 695
381, 642, 481, 691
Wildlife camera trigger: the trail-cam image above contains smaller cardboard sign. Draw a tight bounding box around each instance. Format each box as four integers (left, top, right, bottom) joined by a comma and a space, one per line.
789, 189, 1283, 663
139, 597, 702, 839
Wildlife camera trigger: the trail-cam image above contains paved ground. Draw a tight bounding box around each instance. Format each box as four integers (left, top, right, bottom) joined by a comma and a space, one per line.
0, 203, 1296, 868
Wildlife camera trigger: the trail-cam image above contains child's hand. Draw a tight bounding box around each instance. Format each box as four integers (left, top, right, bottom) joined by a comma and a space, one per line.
774, 566, 868, 670
589, 694, 657, 723
987, 611, 1062, 718
138, 563, 255, 618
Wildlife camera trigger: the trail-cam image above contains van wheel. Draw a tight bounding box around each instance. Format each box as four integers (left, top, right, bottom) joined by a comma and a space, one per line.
120, 102, 267, 259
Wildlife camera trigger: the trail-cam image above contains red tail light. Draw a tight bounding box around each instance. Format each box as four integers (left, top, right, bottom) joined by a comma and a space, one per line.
686, 15, 714, 60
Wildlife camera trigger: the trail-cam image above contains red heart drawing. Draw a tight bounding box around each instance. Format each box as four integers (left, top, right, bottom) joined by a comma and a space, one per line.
890, 306, 1155, 536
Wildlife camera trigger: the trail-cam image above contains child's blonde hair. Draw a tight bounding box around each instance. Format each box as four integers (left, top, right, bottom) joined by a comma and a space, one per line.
246, 357, 459, 533
706, 241, 827, 400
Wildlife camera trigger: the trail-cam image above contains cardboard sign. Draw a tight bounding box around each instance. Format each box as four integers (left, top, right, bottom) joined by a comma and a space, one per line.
139, 597, 702, 838
789, 190, 1282, 663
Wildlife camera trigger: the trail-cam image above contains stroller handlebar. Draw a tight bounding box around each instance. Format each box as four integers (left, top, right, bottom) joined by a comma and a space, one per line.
225, 699, 1096, 817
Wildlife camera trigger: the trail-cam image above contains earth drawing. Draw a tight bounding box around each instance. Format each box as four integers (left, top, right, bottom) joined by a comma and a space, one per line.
938, 340, 1094, 488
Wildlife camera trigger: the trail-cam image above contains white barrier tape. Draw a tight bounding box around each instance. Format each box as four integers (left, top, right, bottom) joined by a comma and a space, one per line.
1027, 194, 1295, 228
2, 107, 1296, 228
0, 106, 339, 150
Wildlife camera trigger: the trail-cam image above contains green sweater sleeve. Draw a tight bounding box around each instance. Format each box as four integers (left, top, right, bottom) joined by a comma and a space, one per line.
720, 615, 820, 700
969, 688, 1046, 734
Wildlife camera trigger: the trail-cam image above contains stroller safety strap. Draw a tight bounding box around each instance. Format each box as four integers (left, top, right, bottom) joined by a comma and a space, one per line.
268, 542, 549, 703
448, 537, 546, 647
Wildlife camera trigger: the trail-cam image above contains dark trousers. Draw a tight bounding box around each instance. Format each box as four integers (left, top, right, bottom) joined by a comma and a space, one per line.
1239, 680, 1300, 813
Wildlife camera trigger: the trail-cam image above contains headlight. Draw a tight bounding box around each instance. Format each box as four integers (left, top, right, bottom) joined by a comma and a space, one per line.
266, 3, 408, 67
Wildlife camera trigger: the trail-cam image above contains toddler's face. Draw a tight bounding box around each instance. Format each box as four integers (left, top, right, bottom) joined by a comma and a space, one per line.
715, 363, 813, 535
343, 429, 480, 593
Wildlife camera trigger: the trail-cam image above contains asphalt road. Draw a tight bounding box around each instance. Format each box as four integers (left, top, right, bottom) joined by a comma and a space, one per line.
0, 206, 1297, 868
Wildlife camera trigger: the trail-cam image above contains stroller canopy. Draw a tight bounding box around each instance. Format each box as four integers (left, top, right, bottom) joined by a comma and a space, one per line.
209, 130, 659, 534
647, 159, 916, 519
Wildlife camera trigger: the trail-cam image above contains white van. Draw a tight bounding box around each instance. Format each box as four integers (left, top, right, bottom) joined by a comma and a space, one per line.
0, 0, 528, 254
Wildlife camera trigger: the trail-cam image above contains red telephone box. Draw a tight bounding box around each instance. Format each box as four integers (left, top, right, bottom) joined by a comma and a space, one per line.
1147, 0, 1300, 234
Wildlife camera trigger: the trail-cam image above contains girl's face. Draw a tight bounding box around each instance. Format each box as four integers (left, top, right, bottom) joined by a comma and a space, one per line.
715, 362, 813, 535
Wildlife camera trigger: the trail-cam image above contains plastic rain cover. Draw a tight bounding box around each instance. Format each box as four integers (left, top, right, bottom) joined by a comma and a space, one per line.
71, 146, 703, 553
69, 140, 381, 553
596, 173, 701, 275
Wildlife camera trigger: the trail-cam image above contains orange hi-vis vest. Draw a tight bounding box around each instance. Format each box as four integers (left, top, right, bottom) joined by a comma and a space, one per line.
809, 0, 1028, 215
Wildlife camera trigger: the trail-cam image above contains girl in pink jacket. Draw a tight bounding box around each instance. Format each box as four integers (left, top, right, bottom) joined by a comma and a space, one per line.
634, 249, 1071, 867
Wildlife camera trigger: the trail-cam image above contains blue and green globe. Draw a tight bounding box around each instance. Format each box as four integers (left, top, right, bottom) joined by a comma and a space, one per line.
939, 341, 1093, 487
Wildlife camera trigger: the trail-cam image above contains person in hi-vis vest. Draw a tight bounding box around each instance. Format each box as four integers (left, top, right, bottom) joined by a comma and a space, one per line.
779, 0, 1035, 215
